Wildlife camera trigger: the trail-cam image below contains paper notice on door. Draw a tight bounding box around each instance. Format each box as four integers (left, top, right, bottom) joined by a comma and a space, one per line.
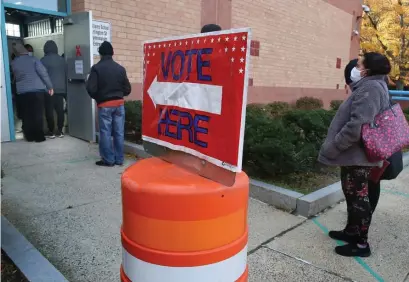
75, 60, 84, 74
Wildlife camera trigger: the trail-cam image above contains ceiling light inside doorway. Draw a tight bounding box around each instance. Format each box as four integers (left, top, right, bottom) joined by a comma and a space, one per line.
15, 1, 22, 4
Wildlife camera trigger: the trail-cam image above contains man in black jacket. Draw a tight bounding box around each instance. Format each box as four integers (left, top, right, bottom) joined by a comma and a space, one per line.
86, 41, 132, 167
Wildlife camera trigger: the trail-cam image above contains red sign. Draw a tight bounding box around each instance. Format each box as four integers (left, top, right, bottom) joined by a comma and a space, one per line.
142, 28, 251, 172
75, 45, 82, 57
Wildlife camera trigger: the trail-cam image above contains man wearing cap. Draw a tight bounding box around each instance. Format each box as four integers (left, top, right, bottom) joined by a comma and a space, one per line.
201, 24, 222, 33
86, 41, 132, 167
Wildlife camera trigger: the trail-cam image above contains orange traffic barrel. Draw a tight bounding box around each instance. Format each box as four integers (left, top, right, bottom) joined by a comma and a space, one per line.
120, 157, 249, 282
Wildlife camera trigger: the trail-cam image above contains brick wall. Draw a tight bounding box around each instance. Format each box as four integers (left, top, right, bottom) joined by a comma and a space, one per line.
231, 0, 352, 90
71, 0, 362, 105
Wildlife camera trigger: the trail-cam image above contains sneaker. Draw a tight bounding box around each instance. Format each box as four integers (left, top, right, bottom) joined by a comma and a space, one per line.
95, 160, 114, 167
45, 132, 56, 139
335, 243, 371, 257
329, 230, 359, 244
56, 131, 65, 138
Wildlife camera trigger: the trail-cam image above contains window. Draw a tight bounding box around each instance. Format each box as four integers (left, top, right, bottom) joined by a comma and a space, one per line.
27, 19, 51, 37
55, 18, 63, 33
27, 19, 63, 37
6, 23, 20, 37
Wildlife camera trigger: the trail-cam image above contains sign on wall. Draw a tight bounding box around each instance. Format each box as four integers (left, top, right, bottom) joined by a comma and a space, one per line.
92, 20, 111, 55
142, 28, 252, 172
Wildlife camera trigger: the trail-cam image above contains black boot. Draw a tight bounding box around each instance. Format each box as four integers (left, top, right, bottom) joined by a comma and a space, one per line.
96, 160, 114, 167
335, 243, 371, 257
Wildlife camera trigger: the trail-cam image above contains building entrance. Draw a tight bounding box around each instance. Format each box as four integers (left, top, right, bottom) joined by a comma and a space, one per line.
1, 2, 95, 142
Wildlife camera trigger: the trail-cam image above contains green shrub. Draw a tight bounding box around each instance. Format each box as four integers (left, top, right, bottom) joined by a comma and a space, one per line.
295, 97, 323, 110
243, 115, 301, 177
282, 109, 334, 147
404, 107, 409, 115
330, 100, 343, 111
124, 100, 142, 142
265, 102, 291, 117
243, 106, 335, 178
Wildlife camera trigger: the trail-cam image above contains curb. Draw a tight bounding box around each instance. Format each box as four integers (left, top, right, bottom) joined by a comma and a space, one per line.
249, 179, 303, 212
1, 216, 68, 282
123, 142, 409, 217
124, 141, 151, 159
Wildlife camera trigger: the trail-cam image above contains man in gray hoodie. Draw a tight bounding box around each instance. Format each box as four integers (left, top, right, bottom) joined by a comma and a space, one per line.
41, 40, 67, 138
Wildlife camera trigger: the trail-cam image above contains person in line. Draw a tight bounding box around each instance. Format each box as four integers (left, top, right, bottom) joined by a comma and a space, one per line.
11, 43, 54, 142
41, 40, 67, 138
86, 41, 131, 167
25, 44, 34, 56
201, 24, 222, 33
318, 52, 392, 257
10, 52, 23, 133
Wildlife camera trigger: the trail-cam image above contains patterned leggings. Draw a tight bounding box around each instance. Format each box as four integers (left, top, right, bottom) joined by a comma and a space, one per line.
341, 166, 379, 245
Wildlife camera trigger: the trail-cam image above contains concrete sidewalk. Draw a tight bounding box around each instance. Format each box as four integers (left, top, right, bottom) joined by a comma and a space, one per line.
1, 137, 408, 281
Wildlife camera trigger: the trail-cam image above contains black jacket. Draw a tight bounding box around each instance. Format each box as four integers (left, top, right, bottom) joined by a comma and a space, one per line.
86, 56, 131, 104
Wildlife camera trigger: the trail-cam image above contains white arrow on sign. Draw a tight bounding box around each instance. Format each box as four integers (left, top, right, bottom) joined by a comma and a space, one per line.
147, 76, 223, 115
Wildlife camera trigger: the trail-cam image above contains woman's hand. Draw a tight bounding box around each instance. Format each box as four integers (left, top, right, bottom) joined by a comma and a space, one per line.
320, 141, 341, 160
49, 89, 54, 96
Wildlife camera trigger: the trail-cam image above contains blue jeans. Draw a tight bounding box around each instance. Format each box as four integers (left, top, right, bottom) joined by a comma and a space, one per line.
98, 105, 125, 165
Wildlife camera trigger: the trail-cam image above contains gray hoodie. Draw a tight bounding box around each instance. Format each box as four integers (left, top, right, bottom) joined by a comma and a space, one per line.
41, 40, 67, 94
318, 75, 390, 167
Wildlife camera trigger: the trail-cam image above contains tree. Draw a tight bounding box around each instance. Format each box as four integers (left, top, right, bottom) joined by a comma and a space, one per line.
360, 0, 409, 89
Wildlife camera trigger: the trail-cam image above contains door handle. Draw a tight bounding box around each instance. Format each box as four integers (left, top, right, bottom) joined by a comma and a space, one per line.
68, 78, 86, 83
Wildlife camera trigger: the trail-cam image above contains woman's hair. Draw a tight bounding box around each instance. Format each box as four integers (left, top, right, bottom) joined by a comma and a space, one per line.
344, 58, 358, 85
362, 52, 391, 76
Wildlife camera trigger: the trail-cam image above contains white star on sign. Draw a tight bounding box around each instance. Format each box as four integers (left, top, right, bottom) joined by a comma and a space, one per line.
153, 53, 155, 56
240, 57, 244, 63
185, 41, 188, 45
211, 38, 214, 43
149, 45, 151, 49
197, 39, 200, 44
148, 53, 150, 56
204, 39, 207, 43
218, 37, 221, 42
191, 40, 194, 44
147, 60, 150, 64
232, 46, 236, 51
225, 37, 229, 41
239, 68, 244, 74
168, 43, 171, 47
179, 42, 182, 46
234, 36, 238, 41
241, 46, 246, 52
242, 35, 246, 40
158, 44, 161, 48
225, 47, 228, 52
174, 42, 177, 46
231, 57, 235, 62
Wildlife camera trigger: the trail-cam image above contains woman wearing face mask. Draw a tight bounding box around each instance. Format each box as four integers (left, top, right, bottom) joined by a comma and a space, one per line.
318, 52, 392, 257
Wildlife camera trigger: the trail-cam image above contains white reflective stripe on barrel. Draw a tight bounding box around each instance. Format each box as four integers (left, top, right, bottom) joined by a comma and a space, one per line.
122, 245, 247, 282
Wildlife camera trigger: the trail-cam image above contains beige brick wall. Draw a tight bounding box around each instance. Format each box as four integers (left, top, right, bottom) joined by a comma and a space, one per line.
232, 0, 352, 89
81, 0, 201, 84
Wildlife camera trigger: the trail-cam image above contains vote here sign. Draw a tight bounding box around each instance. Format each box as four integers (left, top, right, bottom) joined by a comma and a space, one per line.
142, 28, 251, 172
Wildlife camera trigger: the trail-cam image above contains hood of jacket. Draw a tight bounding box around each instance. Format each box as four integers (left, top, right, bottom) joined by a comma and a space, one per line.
44, 40, 58, 55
